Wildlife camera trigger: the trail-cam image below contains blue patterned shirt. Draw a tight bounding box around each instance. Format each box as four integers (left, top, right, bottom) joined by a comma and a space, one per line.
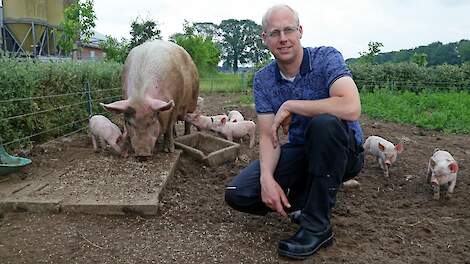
253, 46, 363, 145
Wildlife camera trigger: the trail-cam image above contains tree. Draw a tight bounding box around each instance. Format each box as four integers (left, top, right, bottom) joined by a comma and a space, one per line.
357, 41, 383, 64
170, 21, 221, 76
410, 52, 428, 67
457, 40, 470, 63
58, 0, 96, 55
99, 36, 130, 64
218, 19, 270, 72
129, 17, 161, 50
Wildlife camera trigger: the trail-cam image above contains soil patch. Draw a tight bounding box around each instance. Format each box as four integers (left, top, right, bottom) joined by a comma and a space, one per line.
0, 92, 469, 263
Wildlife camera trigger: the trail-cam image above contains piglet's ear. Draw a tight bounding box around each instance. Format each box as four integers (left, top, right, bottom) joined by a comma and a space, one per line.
378, 142, 385, 152
395, 143, 404, 154
221, 117, 227, 125
449, 162, 459, 173
430, 158, 436, 168
116, 134, 123, 145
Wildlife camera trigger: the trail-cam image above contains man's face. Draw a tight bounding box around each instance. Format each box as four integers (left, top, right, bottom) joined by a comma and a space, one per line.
262, 8, 303, 65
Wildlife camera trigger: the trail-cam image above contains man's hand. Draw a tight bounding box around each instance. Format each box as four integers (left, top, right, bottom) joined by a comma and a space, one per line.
271, 102, 291, 148
261, 176, 291, 217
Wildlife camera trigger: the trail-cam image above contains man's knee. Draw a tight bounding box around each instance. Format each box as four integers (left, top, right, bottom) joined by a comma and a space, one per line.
224, 186, 268, 215
306, 114, 343, 139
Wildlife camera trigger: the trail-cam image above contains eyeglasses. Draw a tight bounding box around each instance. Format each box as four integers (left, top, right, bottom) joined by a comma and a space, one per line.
265, 26, 299, 39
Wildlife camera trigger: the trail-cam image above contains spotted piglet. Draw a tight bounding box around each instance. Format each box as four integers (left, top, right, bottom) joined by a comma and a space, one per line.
227, 110, 244, 123
427, 149, 459, 200
363, 135, 404, 177
89, 115, 128, 157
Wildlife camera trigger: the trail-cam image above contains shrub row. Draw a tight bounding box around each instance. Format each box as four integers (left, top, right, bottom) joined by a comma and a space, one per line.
0, 58, 122, 150
349, 62, 470, 92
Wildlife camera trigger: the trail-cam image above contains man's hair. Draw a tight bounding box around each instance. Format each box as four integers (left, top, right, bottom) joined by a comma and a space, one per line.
261, 4, 300, 32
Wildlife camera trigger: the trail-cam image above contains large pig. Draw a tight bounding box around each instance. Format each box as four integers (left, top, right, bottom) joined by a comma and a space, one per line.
227, 110, 244, 123
363, 135, 404, 177
427, 149, 459, 200
101, 40, 199, 157
212, 117, 256, 148
89, 115, 128, 157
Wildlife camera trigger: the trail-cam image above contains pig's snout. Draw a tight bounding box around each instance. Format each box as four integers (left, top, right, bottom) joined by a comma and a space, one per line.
385, 160, 391, 166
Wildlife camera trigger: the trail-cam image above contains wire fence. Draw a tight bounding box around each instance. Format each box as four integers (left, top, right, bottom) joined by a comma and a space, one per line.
0, 81, 122, 150
1, 77, 470, 152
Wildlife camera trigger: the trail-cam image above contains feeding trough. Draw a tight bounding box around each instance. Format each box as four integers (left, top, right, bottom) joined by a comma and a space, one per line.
0, 143, 32, 176
175, 132, 240, 167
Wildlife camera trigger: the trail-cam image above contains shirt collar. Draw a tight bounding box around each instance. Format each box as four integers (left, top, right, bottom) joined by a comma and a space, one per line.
275, 48, 311, 82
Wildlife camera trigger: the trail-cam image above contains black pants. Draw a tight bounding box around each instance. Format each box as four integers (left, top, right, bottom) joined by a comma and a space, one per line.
225, 114, 364, 232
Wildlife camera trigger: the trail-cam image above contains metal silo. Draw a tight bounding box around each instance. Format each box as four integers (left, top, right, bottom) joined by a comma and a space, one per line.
3, 0, 48, 55
1, 0, 72, 57
46, 0, 66, 55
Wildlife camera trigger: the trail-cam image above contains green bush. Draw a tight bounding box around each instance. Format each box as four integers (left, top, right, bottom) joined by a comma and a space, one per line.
0, 58, 122, 150
349, 62, 470, 92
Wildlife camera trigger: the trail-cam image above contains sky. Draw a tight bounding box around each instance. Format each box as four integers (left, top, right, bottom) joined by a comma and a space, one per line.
93, 0, 470, 59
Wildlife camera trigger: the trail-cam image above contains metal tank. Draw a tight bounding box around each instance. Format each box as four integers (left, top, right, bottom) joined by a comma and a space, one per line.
3, 0, 48, 55
2, 0, 71, 56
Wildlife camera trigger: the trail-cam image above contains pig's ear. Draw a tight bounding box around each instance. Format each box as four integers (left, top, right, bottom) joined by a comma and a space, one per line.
430, 158, 436, 168
449, 162, 459, 173
378, 142, 385, 152
149, 99, 174, 112
395, 143, 404, 154
221, 117, 227, 125
100, 100, 131, 114
116, 134, 123, 145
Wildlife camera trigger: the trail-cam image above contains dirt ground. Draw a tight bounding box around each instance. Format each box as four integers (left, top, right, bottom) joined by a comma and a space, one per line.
1, 92, 470, 264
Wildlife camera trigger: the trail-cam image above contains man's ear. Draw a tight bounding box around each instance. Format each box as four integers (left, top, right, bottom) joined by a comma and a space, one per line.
298, 25, 303, 39
261, 32, 267, 44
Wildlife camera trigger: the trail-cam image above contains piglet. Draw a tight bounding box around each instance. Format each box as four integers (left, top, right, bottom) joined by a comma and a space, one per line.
210, 114, 229, 125
227, 110, 244, 123
427, 149, 459, 200
184, 113, 214, 131
89, 115, 128, 157
363, 135, 404, 177
212, 117, 256, 148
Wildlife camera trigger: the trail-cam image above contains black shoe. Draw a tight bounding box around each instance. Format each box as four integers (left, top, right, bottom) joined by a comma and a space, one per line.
288, 210, 302, 225
278, 227, 334, 260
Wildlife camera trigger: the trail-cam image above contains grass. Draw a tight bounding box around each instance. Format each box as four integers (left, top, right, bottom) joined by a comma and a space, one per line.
361, 89, 470, 134
199, 72, 250, 93
214, 88, 470, 135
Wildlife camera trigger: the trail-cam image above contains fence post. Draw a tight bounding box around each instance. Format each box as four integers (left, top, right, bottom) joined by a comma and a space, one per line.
85, 80, 93, 117
242, 72, 247, 94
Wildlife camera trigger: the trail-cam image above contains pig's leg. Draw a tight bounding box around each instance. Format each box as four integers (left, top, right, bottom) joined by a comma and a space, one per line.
98, 137, 107, 152
379, 158, 389, 177
426, 165, 432, 183
164, 118, 176, 153
431, 180, 440, 200
377, 157, 384, 170
227, 133, 233, 142
91, 134, 98, 152
184, 121, 192, 135
447, 180, 457, 196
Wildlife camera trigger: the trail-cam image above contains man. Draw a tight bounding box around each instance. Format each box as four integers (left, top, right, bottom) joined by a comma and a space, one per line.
224, 4, 364, 260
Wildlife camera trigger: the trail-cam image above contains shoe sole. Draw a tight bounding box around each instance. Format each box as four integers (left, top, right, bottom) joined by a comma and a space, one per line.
278, 233, 334, 260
